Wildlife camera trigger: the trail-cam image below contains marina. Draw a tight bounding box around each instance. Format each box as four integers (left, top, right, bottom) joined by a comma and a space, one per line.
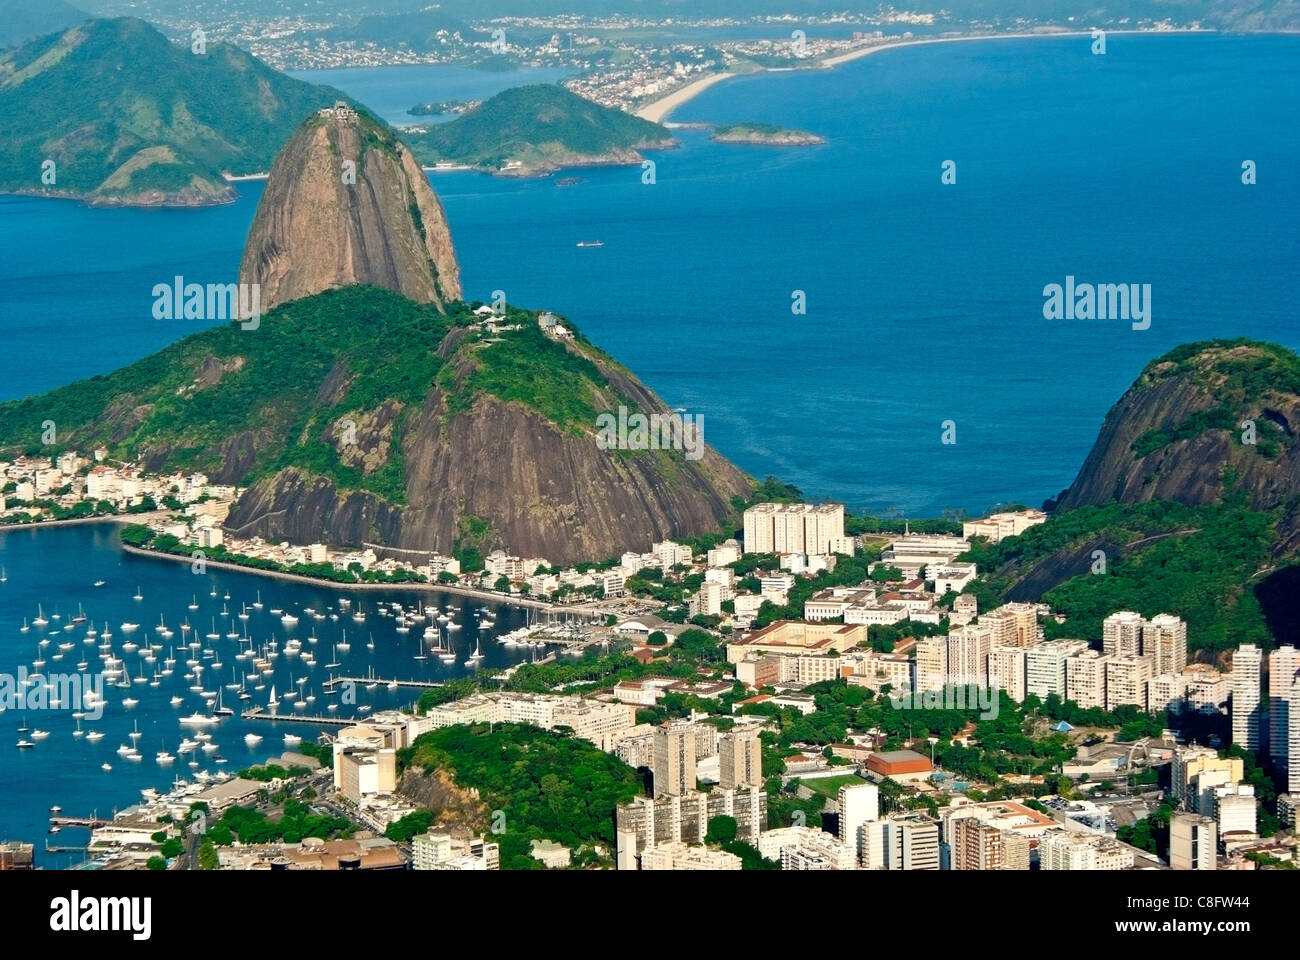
0, 523, 552, 857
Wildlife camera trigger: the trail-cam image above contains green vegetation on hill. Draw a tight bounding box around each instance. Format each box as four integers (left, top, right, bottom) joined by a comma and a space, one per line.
960, 501, 1278, 655
405, 83, 674, 172
0, 286, 645, 503
0, 286, 454, 500
401, 723, 640, 868
0, 17, 349, 203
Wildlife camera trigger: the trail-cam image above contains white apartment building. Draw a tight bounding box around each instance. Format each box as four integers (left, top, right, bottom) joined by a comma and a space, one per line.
1231, 644, 1263, 751
1025, 639, 1090, 701
1102, 611, 1144, 658
1105, 655, 1151, 712
1066, 650, 1111, 710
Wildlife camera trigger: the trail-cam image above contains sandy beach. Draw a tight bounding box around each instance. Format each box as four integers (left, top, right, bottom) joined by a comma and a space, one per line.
634, 71, 738, 123
634, 29, 1210, 124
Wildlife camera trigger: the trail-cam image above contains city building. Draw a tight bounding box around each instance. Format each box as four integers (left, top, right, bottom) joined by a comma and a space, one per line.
1102, 611, 1144, 658
757, 826, 856, 870
1105, 655, 1151, 712
1268, 645, 1299, 780
1025, 639, 1089, 701
742, 502, 845, 556
718, 727, 763, 790
838, 782, 880, 864
639, 842, 742, 870
1231, 644, 1264, 751
653, 720, 697, 798
1040, 831, 1135, 870
1144, 613, 1188, 675
1066, 650, 1111, 710
1170, 812, 1218, 870
615, 787, 767, 862
962, 510, 1047, 544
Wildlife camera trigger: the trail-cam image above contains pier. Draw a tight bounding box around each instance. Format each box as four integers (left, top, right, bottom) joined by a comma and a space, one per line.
48, 816, 112, 829
240, 706, 360, 726
323, 676, 443, 691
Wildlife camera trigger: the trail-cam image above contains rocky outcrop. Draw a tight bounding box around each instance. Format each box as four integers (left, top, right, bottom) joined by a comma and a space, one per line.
225, 352, 752, 566
1057, 340, 1300, 514
239, 107, 461, 312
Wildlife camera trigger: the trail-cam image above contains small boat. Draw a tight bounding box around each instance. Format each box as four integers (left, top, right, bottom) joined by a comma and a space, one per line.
86, 730, 105, 742
179, 712, 218, 726
93, 579, 105, 587
133, 586, 143, 601
16, 739, 34, 749
102, 762, 112, 771
283, 733, 302, 747
252, 591, 263, 610
122, 697, 139, 708
244, 733, 263, 747
19, 618, 29, 633
33, 606, 48, 628
156, 750, 175, 765
576, 240, 604, 248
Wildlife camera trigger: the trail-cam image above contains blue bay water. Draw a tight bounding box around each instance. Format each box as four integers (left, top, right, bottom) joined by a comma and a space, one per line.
0, 34, 1297, 850
2, 34, 1296, 517
0, 523, 537, 859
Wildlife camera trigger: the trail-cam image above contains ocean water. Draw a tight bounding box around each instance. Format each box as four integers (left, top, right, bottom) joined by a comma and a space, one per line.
0, 523, 542, 859
0, 30, 1297, 856
2, 33, 1296, 518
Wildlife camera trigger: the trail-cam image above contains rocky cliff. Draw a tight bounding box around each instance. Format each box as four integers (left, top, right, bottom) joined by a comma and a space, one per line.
1056, 340, 1300, 514
239, 106, 461, 312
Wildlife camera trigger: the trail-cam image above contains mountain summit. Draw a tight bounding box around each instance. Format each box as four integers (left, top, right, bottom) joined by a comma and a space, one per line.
240, 104, 461, 312
1057, 339, 1300, 515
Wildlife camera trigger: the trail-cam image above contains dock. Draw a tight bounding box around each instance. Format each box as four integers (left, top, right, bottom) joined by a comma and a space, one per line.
323, 676, 443, 691
240, 706, 360, 726
49, 816, 113, 828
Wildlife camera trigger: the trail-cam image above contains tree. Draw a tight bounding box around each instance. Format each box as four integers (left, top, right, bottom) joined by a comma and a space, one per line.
646, 630, 668, 646
160, 838, 184, 859
146, 856, 167, 871
494, 575, 511, 593
198, 840, 219, 870
705, 815, 738, 845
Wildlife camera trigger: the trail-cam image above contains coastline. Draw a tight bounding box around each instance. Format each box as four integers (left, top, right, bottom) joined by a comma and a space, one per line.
118, 541, 559, 612
634, 28, 1217, 123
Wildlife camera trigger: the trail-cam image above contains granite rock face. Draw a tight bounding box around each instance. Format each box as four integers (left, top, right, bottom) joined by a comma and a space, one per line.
239, 106, 461, 312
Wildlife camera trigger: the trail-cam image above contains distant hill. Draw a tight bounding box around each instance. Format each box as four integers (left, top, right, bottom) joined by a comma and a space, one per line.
964, 340, 1300, 660
326, 10, 478, 53
1056, 340, 1300, 522
0, 17, 350, 206
404, 84, 676, 176
0, 0, 87, 49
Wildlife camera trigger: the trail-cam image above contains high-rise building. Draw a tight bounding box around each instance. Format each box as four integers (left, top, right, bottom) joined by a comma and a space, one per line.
1268, 645, 1299, 773
838, 782, 880, 864
988, 646, 1027, 703
1102, 611, 1144, 658
1144, 614, 1188, 675
653, 720, 697, 798
1171, 746, 1243, 807
1169, 812, 1217, 870
1066, 650, 1111, 710
881, 814, 940, 870
1105, 655, 1151, 712
742, 502, 845, 556
915, 636, 948, 693
948, 817, 1010, 870
1231, 644, 1264, 752
719, 727, 763, 790
1291, 677, 1300, 795
980, 602, 1039, 648
1026, 639, 1090, 701
946, 624, 993, 687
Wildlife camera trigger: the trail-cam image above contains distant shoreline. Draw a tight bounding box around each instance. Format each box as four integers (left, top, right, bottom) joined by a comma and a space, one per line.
635, 28, 1218, 123
118, 541, 556, 611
